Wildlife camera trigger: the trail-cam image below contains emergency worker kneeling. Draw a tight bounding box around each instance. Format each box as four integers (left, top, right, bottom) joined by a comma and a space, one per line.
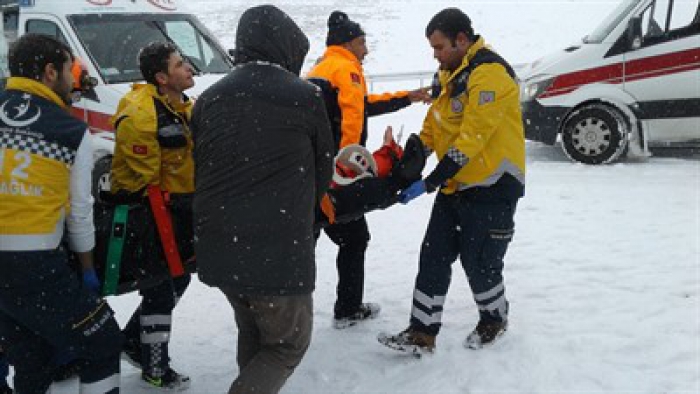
0, 34, 122, 394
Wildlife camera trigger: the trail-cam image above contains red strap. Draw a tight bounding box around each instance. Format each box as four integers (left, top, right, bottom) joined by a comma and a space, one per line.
147, 185, 185, 277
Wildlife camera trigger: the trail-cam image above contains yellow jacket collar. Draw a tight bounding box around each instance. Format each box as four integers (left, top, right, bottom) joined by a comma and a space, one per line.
131, 83, 191, 112
444, 36, 487, 84
323, 46, 362, 69
5, 77, 68, 109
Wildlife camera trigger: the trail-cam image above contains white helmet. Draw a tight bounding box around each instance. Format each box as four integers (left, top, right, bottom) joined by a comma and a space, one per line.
332, 144, 378, 186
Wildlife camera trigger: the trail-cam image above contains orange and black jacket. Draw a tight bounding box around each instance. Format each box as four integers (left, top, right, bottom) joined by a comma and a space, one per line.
307, 46, 411, 153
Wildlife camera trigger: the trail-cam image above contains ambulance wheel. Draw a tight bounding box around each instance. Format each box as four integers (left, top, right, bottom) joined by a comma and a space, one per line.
92, 155, 113, 203
561, 104, 629, 164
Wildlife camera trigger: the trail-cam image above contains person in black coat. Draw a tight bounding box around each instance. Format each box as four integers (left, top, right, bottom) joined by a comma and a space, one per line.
191, 5, 333, 394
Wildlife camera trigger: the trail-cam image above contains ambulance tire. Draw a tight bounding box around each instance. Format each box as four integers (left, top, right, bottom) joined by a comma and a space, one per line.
561, 104, 629, 165
92, 155, 112, 203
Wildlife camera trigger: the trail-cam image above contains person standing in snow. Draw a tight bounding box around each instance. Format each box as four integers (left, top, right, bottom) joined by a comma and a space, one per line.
191, 5, 333, 394
0, 33, 122, 393
378, 8, 525, 353
307, 10, 431, 329
108, 41, 194, 389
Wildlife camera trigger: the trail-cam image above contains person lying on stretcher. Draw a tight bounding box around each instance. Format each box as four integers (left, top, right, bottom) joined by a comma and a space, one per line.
317, 126, 427, 229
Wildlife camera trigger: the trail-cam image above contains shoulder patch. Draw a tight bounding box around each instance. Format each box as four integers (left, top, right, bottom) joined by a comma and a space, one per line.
478, 91, 495, 105
350, 72, 361, 85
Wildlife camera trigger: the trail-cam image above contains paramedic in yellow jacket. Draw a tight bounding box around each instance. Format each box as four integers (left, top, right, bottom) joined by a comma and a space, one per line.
0, 34, 122, 394
109, 42, 193, 389
307, 11, 431, 328
379, 8, 526, 354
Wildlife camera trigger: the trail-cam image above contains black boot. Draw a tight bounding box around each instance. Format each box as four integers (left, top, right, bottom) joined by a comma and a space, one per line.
389, 133, 427, 188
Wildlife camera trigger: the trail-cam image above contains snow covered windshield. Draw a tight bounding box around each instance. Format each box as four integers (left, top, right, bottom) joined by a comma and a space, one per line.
68, 13, 232, 84
584, 0, 641, 43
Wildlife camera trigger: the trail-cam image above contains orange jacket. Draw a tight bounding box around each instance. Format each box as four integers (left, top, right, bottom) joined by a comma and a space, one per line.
307, 46, 410, 150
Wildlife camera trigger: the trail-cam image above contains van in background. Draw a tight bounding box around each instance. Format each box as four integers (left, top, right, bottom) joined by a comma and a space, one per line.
519, 0, 699, 164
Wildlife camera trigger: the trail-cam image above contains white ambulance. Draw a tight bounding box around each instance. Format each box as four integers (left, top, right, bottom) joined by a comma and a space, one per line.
0, 0, 233, 162
519, 0, 699, 164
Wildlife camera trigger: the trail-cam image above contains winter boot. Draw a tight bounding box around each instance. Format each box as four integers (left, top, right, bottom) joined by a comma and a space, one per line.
464, 319, 508, 349
377, 327, 436, 355
142, 367, 191, 391
389, 134, 427, 189
333, 303, 381, 329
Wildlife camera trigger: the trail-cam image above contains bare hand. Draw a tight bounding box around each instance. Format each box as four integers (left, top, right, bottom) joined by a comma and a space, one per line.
407, 87, 432, 104
383, 126, 395, 146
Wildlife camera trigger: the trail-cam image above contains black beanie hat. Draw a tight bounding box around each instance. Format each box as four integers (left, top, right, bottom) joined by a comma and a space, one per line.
326, 11, 365, 46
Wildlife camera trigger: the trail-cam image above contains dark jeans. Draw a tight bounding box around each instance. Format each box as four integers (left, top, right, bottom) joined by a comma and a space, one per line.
322, 217, 370, 318
0, 250, 122, 393
410, 190, 518, 336
222, 290, 312, 394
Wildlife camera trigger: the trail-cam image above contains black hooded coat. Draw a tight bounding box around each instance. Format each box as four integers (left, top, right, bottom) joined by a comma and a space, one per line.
191, 5, 334, 295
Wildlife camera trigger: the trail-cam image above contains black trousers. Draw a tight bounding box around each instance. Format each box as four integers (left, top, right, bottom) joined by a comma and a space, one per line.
118, 192, 193, 375
122, 273, 190, 375
322, 217, 371, 318
0, 250, 122, 393
410, 190, 519, 336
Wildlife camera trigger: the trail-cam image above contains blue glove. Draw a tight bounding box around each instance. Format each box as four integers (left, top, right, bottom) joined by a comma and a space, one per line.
82, 269, 101, 294
399, 180, 427, 204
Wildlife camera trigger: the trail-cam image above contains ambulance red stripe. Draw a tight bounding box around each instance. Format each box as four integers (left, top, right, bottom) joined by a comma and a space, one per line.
539, 47, 700, 99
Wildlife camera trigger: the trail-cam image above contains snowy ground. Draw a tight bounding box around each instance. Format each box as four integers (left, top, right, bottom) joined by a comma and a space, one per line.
50, 109, 700, 393
40, 0, 700, 392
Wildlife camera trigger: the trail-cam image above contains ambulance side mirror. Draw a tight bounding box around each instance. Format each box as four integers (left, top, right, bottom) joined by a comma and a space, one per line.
627, 16, 643, 50
228, 49, 238, 63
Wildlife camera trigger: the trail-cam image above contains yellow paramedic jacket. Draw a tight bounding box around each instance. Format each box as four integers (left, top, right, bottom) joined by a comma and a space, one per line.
110, 83, 194, 194
421, 37, 525, 194
0, 77, 94, 252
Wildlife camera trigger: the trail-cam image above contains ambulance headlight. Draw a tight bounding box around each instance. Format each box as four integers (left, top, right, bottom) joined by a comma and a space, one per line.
521, 75, 555, 102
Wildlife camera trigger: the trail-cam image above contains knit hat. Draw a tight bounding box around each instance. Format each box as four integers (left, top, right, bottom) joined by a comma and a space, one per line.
326, 11, 365, 46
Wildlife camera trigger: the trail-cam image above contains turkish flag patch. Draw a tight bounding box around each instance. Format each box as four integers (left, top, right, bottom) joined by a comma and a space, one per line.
350, 72, 361, 84
132, 145, 148, 155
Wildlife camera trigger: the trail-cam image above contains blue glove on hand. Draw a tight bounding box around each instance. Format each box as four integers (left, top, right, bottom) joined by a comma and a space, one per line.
82, 269, 101, 294
399, 180, 427, 204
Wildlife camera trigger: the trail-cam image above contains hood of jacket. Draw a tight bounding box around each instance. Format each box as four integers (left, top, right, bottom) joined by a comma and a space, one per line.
233, 5, 309, 75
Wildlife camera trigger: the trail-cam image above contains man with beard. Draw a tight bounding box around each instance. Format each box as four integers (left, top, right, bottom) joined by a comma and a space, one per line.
0, 34, 121, 394
192, 5, 333, 394
379, 8, 525, 354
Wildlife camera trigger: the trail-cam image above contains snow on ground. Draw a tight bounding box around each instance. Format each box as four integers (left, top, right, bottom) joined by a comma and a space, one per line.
45, 0, 700, 393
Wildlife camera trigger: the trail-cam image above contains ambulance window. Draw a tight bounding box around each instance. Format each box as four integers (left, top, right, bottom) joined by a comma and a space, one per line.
164, 20, 214, 72
69, 13, 231, 84
668, 0, 698, 30
586, 0, 640, 43
25, 20, 69, 45
640, 0, 669, 37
